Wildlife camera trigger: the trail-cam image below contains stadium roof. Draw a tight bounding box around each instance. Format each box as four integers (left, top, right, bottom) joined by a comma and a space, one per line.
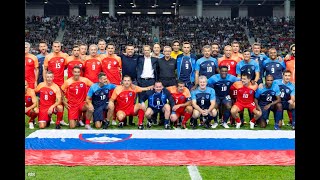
26, 0, 295, 8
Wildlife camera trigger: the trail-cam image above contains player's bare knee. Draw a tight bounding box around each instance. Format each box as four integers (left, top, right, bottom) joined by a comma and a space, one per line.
95, 122, 102, 129
210, 109, 217, 117
192, 110, 200, 118
275, 103, 282, 111
56, 105, 63, 112
34, 108, 39, 114
230, 107, 238, 115
185, 106, 193, 113
170, 114, 177, 122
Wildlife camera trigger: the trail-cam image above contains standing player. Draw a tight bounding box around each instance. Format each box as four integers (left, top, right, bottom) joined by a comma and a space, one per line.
274, 70, 295, 130
108, 75, 152, 129
25, 42, 39, 89
66, 45, 84, 78
79, 43, 88, 62
211, 42, 223, 59
170, 40, 183, 59
284, 44, 295, 83
97, 39, 107, 55
207, 66, 240, 128
86, 72, 116, 129
151, 43, 164, 59
168, 81, 193, 129
36, 40, 48, 85
251, 42, 268, 84
218, 45, 240, 76
43, 40, 69, 87
100, 42, 122, 85
83, 44, 102, 83
194, 45, 219, 87
190, 76, 218, 129
35, 71, 64, 129
140, 81, 175, 129
61, 66, 93, 129
255, 75, 282, 129
231, 41, 244, 61
262, 48, 286, 81
25, 80, 39, 129
176, 41, 197, 90
230, 72, 262, 129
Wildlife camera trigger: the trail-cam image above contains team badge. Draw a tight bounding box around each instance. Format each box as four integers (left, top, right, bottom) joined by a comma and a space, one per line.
211, 62, 214, 66
97, 62, 100, 65
231, 62, 234, 65
251, 66, 255, 70
276, 64, 279, 67
249, 90, 253, 94
226, 82, 230, 85
79, 64, 82, 67
28, 97, 32, 101
49, 91, 53, 95
60, 59, 64, 62
271, 92, 275, 95
260, 57, 263, 60
105, 89, 109, 93
286, 89, 289, 93
114, 61, 117, 65
129, 92, 132, 96
206, 95, 209, 99
28, 59, 32, 63
80, 83, 83, 88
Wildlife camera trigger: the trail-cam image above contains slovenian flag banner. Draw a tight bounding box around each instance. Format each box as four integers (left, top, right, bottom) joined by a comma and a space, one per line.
25, 130, 295, 166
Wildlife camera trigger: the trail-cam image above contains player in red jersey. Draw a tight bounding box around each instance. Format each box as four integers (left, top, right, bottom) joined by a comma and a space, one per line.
25, 80, 39, 129
61, 66, 94, 129
83, 44, 102, 83
43, 41, 69, 87
66, 45, 84, 78
100, 42, 122, 85
79, 43, 88, 62
108, 75, 152, 129
230, 72, 262, 129
168, 80, 193, 129
25, 42, 39, 89
35, 71, 64, 129
218, 45, 241, 76
284, 44, 295, 83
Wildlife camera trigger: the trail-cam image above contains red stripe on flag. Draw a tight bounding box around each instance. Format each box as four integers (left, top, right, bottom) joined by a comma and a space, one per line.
25, 150, 294, 166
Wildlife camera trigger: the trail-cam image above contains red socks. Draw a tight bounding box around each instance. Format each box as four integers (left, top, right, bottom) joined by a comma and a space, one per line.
138, 109, 145, 125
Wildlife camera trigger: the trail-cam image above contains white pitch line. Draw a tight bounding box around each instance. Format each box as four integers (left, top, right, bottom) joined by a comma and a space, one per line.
187, 165, 202, 180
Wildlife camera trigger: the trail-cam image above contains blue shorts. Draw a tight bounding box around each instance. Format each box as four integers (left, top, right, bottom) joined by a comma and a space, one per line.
216, 96, 232, 107
259, 104, 274, 120
281, 101, 290, 110
93, 105, 108, 122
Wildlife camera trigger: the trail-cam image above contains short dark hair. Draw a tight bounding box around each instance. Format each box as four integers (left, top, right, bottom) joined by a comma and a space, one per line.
219, 65, 228, 70
172, 40, 180, 46
98, 72, 106, 79
177, 80, 185, 86
73, 65, 81, 71
122, 75, 132, 80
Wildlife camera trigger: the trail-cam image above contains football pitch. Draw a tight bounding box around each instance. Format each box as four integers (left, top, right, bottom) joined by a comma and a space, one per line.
25, 110, 295, 180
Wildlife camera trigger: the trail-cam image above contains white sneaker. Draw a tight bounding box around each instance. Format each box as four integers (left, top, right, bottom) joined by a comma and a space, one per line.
112, 120, 117, 125
211, 122, 219, 129
236, 122, 241, 129
85, 124, 92, 130
282, 121, 285, 126
50, 120, 56, 124
266, 119, 269, 124
79, 121, 85, 127
250, 121, 255, 129
222, 122, 229, 129
29, 122, 34, 129
60, 121, 69, 126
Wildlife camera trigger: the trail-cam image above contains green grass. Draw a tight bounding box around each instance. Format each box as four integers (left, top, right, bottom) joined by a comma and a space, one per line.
25, 108, 294, 179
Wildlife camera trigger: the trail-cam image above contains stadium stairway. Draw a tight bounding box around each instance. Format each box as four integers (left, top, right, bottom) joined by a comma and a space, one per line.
55, 27, 66, 42
244, 26, 255, 45
152, 26, 160, 43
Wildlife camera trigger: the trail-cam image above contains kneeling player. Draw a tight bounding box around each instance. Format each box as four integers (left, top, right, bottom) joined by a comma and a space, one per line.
190, 76, 218, 129
108, 75, 151, 129
25, 80, 39, 129
140, 81, 175, 129
230, 72, 262, 129
86, 72, 116, 129
168, 81, 193, 129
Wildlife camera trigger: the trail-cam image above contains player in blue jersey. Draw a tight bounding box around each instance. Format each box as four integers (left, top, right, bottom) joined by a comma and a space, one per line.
262, 48, 286, 81
190, 76, 217, 129
274, 70, 295, 130
250, 42, 268, 84
195, 45, 219, 87
255, 74, 282, 129
208, 66, 240, 128
36, 40, 49, 85
86, 72, 117, 129
140, 81, 175, 129
176, 42, 197, 90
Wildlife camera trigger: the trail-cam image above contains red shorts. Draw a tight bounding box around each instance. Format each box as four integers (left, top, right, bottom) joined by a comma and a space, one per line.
38, 106, 58, 122
116, 105, 135, 117
25, 109, 32, 117
27, 81, 35, 89
173, 107, 186, 118
68, 101, 86, 120
234, 102, 256, 113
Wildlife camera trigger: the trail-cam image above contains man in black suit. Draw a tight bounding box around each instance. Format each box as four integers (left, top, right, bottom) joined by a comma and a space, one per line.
137, 45, 159, 108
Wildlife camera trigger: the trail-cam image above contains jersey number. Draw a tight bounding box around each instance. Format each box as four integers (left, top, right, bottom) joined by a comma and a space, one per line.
56, 63, 61, 69
157, 100, 161, 105
100, 95, 106, 100
185, 63, 189, 69
92, 64, 96, 70
75, 88, 78, 94
207, 66, 212, 72
271, 67, 275, 73
44, 94, 48, 100
243, 94, 248, 98
266, 96, 272, 101
201, 99, 204, 105
108, 63, 111, 69
221, 86, 227, 91
280, 92, 285, 98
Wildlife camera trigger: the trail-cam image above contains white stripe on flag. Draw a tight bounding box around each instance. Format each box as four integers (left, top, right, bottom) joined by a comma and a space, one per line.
26, 130, 295, 139
187, 166, 202, 180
